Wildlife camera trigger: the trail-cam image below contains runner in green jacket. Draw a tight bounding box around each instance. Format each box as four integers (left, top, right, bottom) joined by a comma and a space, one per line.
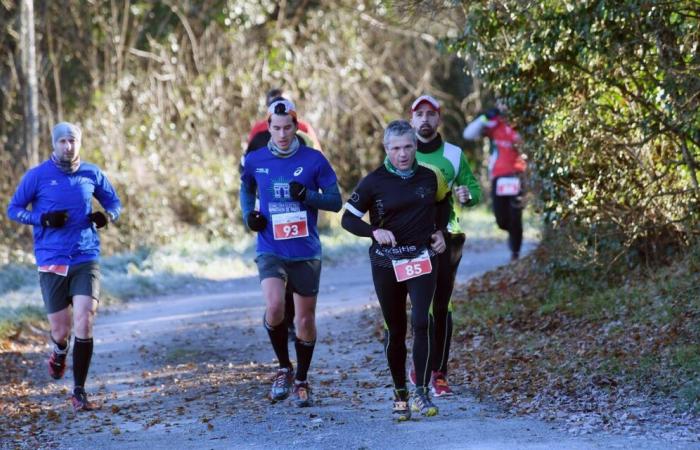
409, 95, 481, 397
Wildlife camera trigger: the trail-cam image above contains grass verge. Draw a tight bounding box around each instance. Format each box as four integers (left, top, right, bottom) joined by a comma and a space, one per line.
450, 241, 700, 416
0, 305, 45, 341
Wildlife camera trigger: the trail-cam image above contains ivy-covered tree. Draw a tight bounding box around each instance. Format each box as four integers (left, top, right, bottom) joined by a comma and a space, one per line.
450, 0, 699, 266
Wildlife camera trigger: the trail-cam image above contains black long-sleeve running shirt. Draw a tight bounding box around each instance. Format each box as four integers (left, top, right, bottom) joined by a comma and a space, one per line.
342, 165, 448, 248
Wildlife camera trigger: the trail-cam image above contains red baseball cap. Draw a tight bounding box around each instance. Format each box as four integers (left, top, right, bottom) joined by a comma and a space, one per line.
411, 95, 440, 113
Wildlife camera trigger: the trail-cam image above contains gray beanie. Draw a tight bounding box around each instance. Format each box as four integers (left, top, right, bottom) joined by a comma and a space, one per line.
51, 122, 82, 148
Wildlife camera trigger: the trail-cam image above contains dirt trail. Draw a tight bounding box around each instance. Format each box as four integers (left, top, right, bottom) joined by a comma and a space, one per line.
2, 242, 693, 449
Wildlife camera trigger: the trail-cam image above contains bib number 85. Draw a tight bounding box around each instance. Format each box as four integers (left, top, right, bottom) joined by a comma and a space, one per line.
392, 250, 432, 282
404, 263, 423, 276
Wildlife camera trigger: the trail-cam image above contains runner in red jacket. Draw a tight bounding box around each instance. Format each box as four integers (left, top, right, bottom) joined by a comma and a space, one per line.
463, 105, 527, 260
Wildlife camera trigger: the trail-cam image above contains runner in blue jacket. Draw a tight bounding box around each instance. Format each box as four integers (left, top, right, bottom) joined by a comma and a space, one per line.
240, 99, 341, 407
7, 122, 121, 412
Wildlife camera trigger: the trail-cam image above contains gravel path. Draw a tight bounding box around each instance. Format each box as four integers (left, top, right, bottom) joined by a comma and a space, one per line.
3, 241, 696, 449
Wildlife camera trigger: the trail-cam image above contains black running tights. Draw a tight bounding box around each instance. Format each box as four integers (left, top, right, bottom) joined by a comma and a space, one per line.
431, 233, 465, 374
371, 258, 437, 389
491, 181, 523, 255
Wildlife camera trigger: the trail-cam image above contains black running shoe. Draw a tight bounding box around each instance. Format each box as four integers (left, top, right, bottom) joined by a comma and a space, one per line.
411, 387, 438, 417
71, 387, 99, 412
292, 381, 312, 407
392, 389, 411, 421
270, 367, 294, 402
48, 347, 67, 380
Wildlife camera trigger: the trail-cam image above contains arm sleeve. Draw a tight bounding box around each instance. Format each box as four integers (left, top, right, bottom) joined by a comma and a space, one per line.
6, 170, 41, 226
304, 182, 342, 212
239, 156, 258, 219
341, 177, 373, 238
308, 154, 340, 212
240, 180, 256, 219
341, 209, 373, 238
93, 170, 122, 222
462, 115, 488, 140
456, 153, 482, 207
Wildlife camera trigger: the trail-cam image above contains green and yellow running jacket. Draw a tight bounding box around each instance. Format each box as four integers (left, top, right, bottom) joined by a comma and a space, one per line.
416, 135, 481, 235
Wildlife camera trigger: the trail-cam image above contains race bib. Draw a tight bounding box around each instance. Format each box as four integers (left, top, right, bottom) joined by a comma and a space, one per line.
272, 211, 309, 240
392, 250, 432, 282
496, 177, 521, 196
38, 265, 69, 277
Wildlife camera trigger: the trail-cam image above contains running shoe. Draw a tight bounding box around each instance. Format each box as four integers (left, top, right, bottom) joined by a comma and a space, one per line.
411, 387, 438, 417
430, 371, 454, 397
291, 381, 312, 407
71, 387, 98, 412
392, 389, 411, 421
270, 367, 294, 402
48, 347, 68, 380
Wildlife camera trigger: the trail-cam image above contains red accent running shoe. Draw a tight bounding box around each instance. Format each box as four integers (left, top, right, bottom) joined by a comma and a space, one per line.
48, 348, 67, 380
270, 367, 294, 402
292, 381, 312, 407
430, 371, 454, 397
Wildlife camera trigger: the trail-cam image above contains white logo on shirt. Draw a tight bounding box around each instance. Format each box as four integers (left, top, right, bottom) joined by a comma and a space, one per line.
273, 183, 290, 199
293, 167, 303, 176
256, 168, 269, 174
50, 180, 58, 186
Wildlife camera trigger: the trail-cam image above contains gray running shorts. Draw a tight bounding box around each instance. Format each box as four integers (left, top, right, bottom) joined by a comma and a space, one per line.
255, 254, 321, 297
39, 261, 101, 314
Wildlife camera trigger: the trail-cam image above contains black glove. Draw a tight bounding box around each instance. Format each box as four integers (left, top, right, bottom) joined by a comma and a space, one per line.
289, 181, 307, 201
246, 211, 267, 232
89, 211, 109, 229
41, 210, 69, 228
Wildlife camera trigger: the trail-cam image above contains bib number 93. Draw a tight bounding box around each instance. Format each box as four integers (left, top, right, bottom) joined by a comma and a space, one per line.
282, 224, 300, 238
272, 211, 309, 240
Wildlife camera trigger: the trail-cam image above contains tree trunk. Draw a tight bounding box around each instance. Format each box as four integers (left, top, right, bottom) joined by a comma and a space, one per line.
20, 0, 39, 169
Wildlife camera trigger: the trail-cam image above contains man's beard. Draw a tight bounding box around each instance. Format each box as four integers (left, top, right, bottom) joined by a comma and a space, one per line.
418, 125, 436, 138
60, 153, 79, 163
51, 152, 81, 173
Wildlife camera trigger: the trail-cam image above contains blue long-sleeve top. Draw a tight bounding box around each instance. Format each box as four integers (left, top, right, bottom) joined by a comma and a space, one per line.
240, 182, 342, 219
7, 159, 122, 266
240, 145, 341, 260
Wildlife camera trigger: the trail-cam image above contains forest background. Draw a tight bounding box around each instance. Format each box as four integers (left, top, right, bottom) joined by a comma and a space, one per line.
0, 0, 698, 416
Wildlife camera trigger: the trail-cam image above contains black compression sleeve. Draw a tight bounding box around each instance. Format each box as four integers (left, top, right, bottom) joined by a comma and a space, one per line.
341, 209, 373, 238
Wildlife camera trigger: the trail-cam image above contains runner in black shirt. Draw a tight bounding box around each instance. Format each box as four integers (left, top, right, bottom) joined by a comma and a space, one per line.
342, 120, 448, 420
